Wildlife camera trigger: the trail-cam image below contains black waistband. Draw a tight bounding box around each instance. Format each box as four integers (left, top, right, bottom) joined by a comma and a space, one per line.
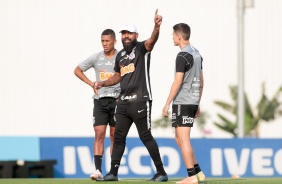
99, 97, 117, 100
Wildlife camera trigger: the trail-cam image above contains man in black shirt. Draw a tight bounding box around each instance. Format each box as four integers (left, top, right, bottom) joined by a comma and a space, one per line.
94, 9, 168, 182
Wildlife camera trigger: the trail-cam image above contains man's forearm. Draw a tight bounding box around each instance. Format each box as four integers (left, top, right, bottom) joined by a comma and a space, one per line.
198, 86, 203, 104
103, 73, 121, 87
145, 25, 160, 51
150, 25, 160, 44
74, 66, 93, 87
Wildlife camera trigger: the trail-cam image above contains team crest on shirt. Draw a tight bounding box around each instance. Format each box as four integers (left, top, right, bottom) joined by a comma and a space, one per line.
119, 55, 129, 63
99, 55, 106, 60
120, 49, 135, 61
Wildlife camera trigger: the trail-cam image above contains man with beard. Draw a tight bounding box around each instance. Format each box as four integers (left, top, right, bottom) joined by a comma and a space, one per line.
94, 9, 168, 182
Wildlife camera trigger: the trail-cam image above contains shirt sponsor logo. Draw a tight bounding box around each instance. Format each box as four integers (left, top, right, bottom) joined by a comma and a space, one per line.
120, 94, 137, 101
121, 63, 135, 76
192, 96, 200, 100
192, 83, 200, 87
100, 72, 114, 80
105, 61, 113, 66
192, 92, 200, 96
99, 93, 117, 98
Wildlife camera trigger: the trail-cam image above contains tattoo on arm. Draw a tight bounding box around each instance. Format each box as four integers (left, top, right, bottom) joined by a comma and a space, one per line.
151, 27, 160, 43
103, 73, 121, 87
145, 26, 160, 51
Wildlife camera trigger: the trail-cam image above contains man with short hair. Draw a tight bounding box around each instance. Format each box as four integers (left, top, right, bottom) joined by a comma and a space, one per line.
162, 23, 206, 184
74, 29, 120, 180
94, 9, 168, 182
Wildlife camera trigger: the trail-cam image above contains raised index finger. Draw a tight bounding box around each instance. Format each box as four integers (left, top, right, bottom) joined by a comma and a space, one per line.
155, 9, 158, 16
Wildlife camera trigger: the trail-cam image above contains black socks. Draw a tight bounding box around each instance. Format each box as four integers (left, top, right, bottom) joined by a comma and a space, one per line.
194, 163, 202, 174
94, 155, 102, 172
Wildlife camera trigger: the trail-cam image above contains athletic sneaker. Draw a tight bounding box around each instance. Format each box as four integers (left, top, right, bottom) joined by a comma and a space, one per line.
148, 172, 168, 182
96, 173, 118, 182
89, 169, 102, 180
176, 175, 198, 184
196, 171, 206, 182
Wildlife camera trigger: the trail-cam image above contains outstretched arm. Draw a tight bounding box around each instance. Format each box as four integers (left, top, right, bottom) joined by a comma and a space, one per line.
144, 9, 162, 52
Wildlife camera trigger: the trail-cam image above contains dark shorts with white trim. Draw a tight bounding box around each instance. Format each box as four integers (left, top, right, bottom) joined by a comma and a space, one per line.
172, 104, 198, 127
93, 97, 117, 127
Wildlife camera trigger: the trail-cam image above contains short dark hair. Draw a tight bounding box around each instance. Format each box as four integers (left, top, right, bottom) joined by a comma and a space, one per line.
173, 23, 191, 40
102, 29, 116, 39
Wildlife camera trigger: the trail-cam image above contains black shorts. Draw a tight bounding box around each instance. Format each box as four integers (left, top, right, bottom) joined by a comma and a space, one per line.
93, 98, 117, 127
172, 104, 198, 127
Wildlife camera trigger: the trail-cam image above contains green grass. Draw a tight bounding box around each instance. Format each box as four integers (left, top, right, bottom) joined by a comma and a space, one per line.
0, 178, 282, 184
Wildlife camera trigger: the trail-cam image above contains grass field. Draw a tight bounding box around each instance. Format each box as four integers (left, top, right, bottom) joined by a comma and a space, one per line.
0, 178, 282, 184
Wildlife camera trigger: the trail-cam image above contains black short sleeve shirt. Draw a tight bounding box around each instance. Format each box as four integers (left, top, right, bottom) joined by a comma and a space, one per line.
114, 41, 152, 103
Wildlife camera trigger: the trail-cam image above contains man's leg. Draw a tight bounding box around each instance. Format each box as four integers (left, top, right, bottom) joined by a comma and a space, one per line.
93, 125, 107, 171
108, 98, 117, 156
130, 101, 167, 181
175, 127, 194, 170
109, 126, 115, 155
90, 99, 109, 180
173, 104, 199, 184
97, 103, 132, 181
175, 127, 198, 184
136, 125, 168, 181
90, 125, 107, 180
194, 163, 206, 182
109, 111, 132, 176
